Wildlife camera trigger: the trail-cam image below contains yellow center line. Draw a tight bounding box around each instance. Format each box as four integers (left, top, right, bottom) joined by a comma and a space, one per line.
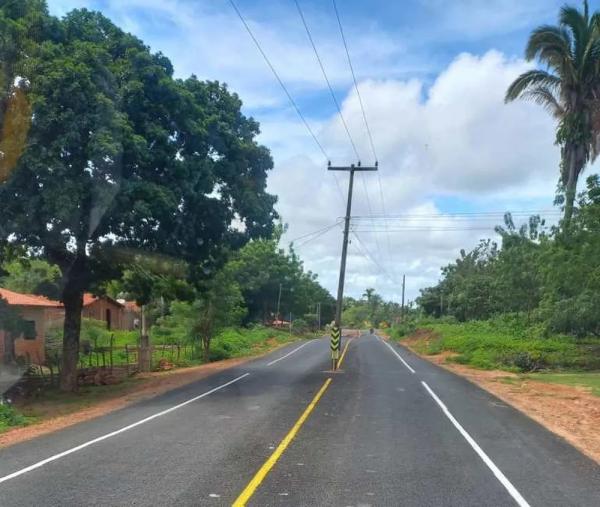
232, 377, 333, 507
337, 338, 352, 368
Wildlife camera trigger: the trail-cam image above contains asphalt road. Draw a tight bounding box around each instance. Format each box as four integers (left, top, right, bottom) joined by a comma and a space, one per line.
0, 333, 599, 506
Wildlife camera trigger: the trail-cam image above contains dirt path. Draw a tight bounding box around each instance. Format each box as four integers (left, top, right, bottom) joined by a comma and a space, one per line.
0, 345, 288, 449
397, 332, 600, 464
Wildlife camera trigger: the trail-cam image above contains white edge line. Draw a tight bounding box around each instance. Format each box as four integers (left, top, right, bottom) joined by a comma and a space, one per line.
381, 339, 415, 373
421, 381, 530, 507
0, 373, 250, 485
267, 340, 313, 366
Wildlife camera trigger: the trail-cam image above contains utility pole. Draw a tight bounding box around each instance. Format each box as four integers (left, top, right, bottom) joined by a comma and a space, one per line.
401, 274, 406, 321
317, 302, 321, 331
329, 161, 378, 366
276, 283, 282, 325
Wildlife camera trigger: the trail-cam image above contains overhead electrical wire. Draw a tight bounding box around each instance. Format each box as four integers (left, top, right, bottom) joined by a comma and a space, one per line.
228, 0, 329, 161
289, 220, 342, 244
294, 222, 343, 248
331, 0, 389, 268
294, 0, 360, 161
332, 0, 376, 162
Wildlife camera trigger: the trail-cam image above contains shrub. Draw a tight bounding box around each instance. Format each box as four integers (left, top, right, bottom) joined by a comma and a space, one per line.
0, 403, 26, 429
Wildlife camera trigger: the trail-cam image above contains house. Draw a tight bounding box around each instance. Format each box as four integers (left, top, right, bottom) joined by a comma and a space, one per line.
0, 288, 63, 364
82, 293, 124, 331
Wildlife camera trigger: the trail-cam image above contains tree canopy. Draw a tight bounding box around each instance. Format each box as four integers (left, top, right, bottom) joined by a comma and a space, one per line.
0, 3, 277, 390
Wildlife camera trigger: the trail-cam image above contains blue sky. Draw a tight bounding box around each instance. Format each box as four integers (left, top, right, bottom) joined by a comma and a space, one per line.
46, 0, 599, 301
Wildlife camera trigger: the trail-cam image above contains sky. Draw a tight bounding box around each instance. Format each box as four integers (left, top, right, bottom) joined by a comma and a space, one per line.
47, 0, 600, 303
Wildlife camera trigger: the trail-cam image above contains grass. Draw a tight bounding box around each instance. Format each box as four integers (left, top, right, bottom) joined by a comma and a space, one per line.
393, 317, 600, 372
0, 403, 34, 433
525, 373, 600, 396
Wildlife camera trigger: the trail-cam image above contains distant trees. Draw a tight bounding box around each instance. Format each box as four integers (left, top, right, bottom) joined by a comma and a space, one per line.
343, 288, 403, 328
222, 236, 336, 326
506, 0, 600, 225
1, 259, 61, 299
418, 175, 600, 338
0, 4, 276, 390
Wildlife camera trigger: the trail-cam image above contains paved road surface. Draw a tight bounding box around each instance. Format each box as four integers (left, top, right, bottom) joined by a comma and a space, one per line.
1, 333, 599, 506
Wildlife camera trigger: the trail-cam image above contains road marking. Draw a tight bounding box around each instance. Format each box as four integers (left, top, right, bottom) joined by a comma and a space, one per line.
267, 340, 313, 366
381, 340, 415, 373
0, 373, 250, 485
337, 338, 352, 368
232, 377, 332, 506
421, 381, 530, 507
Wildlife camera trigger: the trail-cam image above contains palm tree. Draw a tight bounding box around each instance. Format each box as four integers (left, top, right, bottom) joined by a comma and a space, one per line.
506, 1, 600, 225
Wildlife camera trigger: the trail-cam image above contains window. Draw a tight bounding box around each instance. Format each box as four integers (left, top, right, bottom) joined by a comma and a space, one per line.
23, 320, 36, 340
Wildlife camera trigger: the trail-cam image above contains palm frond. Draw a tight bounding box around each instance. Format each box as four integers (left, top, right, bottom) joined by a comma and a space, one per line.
560, 4, 589, 63
525, 25, 572, 63
505, 70, 561, 102
519, 87, 565, 118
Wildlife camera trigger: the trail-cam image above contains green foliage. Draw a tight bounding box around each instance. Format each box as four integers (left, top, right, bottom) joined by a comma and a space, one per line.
342, 288, 406, 327
402, 318, 600, 372
0, 3, 277, 388
222, 238, 335, 325
0, 403, 27, 431
418, 177, 600, 340
1, 258, 61, 299
291, 318, 308, 335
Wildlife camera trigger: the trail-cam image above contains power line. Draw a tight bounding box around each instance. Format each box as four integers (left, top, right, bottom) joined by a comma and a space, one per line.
289, 220, 342, 244
294, 0, 360, 161
295, 222, 342, 248
331, 0, 390, 267
228, 0, 329, 161
351, 210, 562, 219
332, 0, 377, 162
351, 230, 398, 284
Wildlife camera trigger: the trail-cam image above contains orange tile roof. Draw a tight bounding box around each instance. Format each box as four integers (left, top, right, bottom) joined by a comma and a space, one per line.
0, 288, 63, 307
83, 293, 98, 306
83, 293, 124, 307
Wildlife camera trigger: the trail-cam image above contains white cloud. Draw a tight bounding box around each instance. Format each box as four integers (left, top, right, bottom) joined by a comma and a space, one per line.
273, 50, 570, 302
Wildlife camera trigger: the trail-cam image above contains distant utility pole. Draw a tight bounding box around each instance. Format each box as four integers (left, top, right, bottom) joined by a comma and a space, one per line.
317, 302, 321, 330
329, 161, 378, 358
401, 274, 406, 321
276, 283, 282, 323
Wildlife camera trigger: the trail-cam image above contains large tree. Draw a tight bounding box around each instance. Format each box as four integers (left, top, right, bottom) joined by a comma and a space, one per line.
505, 0, 600, 225
0, 6, 276, 390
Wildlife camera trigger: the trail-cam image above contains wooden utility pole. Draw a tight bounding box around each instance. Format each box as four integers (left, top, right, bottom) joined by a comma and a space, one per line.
276, 283, 282, 324
401, 274, 406, 321
329, 161, 378, 365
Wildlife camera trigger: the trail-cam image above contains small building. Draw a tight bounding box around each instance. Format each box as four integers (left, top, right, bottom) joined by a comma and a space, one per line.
0, 288, 63, 364
82, 293, 125, 331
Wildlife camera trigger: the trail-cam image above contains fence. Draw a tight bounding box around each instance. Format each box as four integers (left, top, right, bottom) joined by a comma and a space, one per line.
6, 340, 199, 396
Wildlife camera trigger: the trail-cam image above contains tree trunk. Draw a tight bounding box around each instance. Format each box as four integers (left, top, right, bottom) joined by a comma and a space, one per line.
202, 336, 211, 363
563, 144, 585, 227
138, 305, 151, 372
59, 284, 84, 392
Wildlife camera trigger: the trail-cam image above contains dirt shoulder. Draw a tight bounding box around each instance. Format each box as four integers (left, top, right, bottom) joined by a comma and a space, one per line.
0, 342, 292, 449
397, 331, 600, 465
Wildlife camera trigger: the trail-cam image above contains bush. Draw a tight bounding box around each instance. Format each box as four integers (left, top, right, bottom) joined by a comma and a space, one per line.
390, 321, 416, 339
0, 403, 26, 430
406, 317, 597, 371
291, 318, 308, 335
